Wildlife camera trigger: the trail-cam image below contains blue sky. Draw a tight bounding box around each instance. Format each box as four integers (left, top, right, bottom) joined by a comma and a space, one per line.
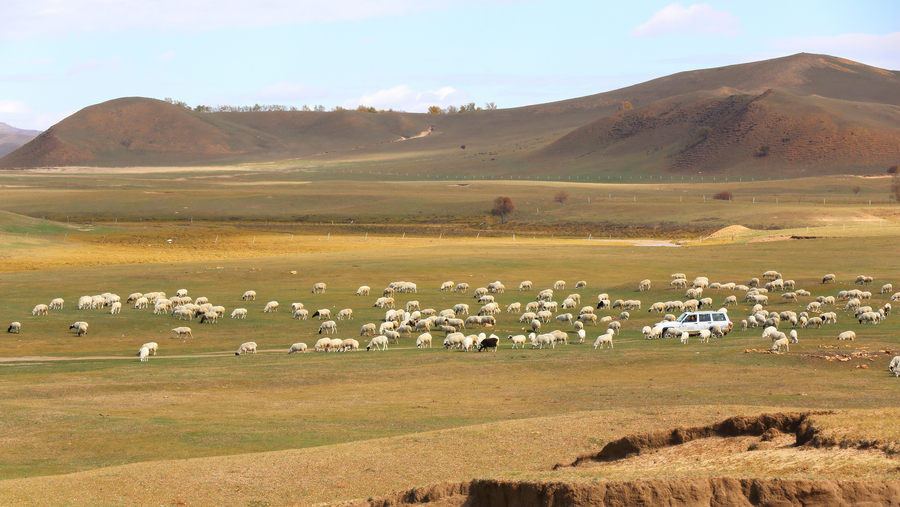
1, 0, 898, 130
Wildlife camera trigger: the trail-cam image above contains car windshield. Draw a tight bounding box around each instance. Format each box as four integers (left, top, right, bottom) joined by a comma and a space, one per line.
677, 313, 688, 322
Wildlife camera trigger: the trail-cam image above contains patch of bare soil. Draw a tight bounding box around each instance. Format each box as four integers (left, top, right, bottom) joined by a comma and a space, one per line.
706, 225, 752, 239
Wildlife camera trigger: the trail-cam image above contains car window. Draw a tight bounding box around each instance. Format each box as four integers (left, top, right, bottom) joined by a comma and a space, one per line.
686, 315, 697, 322
699, 314, 711, 322
713, 313, 726, 321
677, 313, 687, 322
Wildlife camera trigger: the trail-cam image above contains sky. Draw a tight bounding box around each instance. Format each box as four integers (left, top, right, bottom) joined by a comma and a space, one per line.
1, 0, 898, 130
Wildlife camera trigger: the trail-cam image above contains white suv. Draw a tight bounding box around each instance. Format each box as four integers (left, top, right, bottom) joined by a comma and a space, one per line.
657, 311, 732, 336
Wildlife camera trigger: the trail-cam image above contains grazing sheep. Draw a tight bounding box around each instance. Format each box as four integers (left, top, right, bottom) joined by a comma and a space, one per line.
781, 293, 798, 303
593, 332, 614, 349
575, 280, 587, 289
110, 302, 122, 314
200, 311, 218, 324
561, 298, 577, 309
32, 304, 49, 316
357, 285, 371, 296
170, 327, 193, 339
771, 337, 789, 352
789, 330, 798, 344
139, 346, 150, 362
554, 313, 574, 325
822, 274, 836, 284
806, 302, 822, 313
384, 330, 401, 344
506, 302, 522, 314
487, 281, 505, 294
230, 308, 248, 319
711, 325, 725, 338
858, 312, 881, 325
236, 342, 257, 355
337, 308, 353, 321
141, 342, 159, 356
553, 280, 566, 290
892, 292, 900, 302
648, 302, 666, 314
837, 330, 856, 341
126, 293, 143, 303
341, 339, 360, 352
194, 297, 209, 305
318, 320, 337, 334
242, 290, 257, 301
531, 333, 555, 349
596, 299, 611, 310
576, 329, 586, 344
263, 301, 279, 313
454, 283, 469, 293
881, 284, 894, 294
671, 273, 686, 279
443, 332, 465, 349
313, 338, 332, 351
311, 283, 327, 293
71, 323, 88, 337
541, 301, 559, 312
518, 281, 533, 291
698, 329, 711, 343
518, 312, 537, 323
374, 297, 395, 309
8, 322, 21, 334
741, 319, 748, 331
670, 278, 688, 289
619, 311, 630, 321
414, 320, 433, 333
699, 297, 714, 309
406, 300, 421, 312
473, 287, 488, 299
723, 295, 738, 306
289, 302, 305, 313
607, 321, 621, 335
537, 310, 553, 323
531, 319, 541, 333
440, 281, 454, 291
311, 308, 331, 320
416, 333, 433, 348
638, 279, 651, 292
889, 356, 900, 377
478, 336, 500, 352
803, 317, 823, 329
290, 309, 308, 321
288, 342, 307, 354
578, 313, 598, 325
49, 298, 64, 310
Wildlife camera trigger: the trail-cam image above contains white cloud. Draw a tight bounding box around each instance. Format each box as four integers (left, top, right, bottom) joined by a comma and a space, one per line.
0, 100, 31, 113
341, 85, 467, 112
768, 32, 900, 71
631, 3, 740, 38
0, 0, 513, 39
153, 50, 176, 61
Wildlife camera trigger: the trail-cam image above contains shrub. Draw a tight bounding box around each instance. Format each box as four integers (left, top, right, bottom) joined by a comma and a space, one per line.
713, 191, 733, 201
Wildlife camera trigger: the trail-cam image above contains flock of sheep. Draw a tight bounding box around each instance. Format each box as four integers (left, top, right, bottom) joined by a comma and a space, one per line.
7, 273, 900, 376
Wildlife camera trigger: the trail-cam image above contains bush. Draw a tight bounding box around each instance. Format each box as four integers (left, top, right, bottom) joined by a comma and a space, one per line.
713, 191, 733, 201
888, 165, 899, 174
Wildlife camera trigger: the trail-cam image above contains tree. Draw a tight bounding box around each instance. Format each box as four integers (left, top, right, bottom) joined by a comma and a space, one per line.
852, 186, 861, 195
887, 165, 899, 174
758, 145, 771, 157
427, 105, 444, 114
713, 191, 733, 201
491, 196, 515, 224
484, 102, 498, 110
553, 190, 570, 207
446, 105, 458, 114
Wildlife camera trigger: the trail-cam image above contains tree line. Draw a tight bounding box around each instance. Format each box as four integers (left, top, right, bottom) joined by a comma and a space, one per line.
428, 102, 498, 114
163, 98, 499, 115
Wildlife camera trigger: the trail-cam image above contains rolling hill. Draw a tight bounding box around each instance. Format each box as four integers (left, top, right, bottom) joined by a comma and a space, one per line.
0, 122, 41, 159
2, 53, 899, 175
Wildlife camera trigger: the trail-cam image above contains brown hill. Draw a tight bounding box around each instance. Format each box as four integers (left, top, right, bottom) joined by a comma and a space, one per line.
0, 122, 41, 159
2, 53, 899, 174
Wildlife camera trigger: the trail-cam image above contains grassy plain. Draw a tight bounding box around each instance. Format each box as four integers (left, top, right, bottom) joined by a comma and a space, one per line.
0, 167, 899, 506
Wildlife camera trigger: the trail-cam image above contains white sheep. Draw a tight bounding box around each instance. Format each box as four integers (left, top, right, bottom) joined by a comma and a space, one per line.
822, 273, 836, 283
8, 322, 21, 333
698, 329, 711, 343
680, 331, 689, 344
518, 280, 533, 291
671, 273, 686, 279
837, 330, 856, 341
170, 327, 193, 339
607, 321, 621, 335
416, 333, 433, 348
139, 346, 150, 362
318, 320, 337, 334
619, 311, 630, 321
531, 333, 555, 349
593, 332, 613, 349
241, 290, 257, 301
440, 281, 454, 291
723, 295, 738, 306
231, 308, 248, 319
357, 286, 371, 296
293, 309, 309, 320
575, 280, 587, 289
236, 342, 257, 355
194, 297, 209, 305
670, 278, 688, 288
507, 334, 527, 349
454, 283, 469, 293
72, 323, 88, 337
638, 279, 651, 292
367, 335, 389, 351
141, 342, 158, 356
506, 302, 522, 314
200, 311, 218, 324
889, 356, 900, 377
32, 304, 49, 316
340, 339, 360, 352
406, 300, 421, 312
263, 301, 279, 313
49, 298, 64, 310
110, 302, 122, 314
337, 308, 353, 321
288, 342, 307, 354
576, 328, 586, 344
126, 293, 143, 303
311, 282, 327, 293
789, 330, 798, 343
771, 337, 789, 352
553, 280, 566, 290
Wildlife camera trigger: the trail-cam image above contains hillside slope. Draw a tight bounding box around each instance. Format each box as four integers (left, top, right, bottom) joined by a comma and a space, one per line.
2, 53, 898, 175
0, 122, 41, 158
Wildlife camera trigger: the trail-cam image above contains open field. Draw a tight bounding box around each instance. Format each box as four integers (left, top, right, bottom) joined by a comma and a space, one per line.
1, 209, 899, 505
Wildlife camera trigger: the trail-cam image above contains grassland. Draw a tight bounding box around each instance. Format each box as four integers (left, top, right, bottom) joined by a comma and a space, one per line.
0, 166, 899, 506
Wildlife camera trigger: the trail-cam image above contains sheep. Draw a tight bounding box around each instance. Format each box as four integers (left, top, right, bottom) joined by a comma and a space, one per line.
139, 346, 150, 362
573, 320, 584, 331
858, 312, 881, 325
236, 342, 257, 355
506, 302, 522, 314
648, 302, 666, 314
478, 336, 500, 352
753, 295, 769, 306
396, 324, 413, 336
607, 321, 621, 335
561, 298, 577, 309
596, 299, 611, 310
384, 330, 401, 344
141, 342, 159, 356
8, 322, 21, 334
439, 281, 454, 291
670, 278, 688, 289
32, 304, 49, 316
105, 301, 121, 315
541, 301, 559, 312
317, 320, 337, 334
518, 280, 533, 291
576, 328, 586, 344
646, 326, 664, 340
311, 308, 330, 320
803, 317, 823, 329
519, 312, 537, 323
443, 332, 465, 349
854, 275, 871, 286
338, 338, 359, 352
579, 313, 598, 325
332, 308, 352, 322
692, 277, 709, 289
781, 293, 798, 303
789, 330, 798, 344
227, 308, 246, 319
72, 323, 88, 337
740, 319, 748, 331
507, 334, 527, 349
288, 342, 307, 354
47, 298, 64, 310
683, 300, 699, 312
837, 330, 856, 341
531, 319, 542, 333
553, 280, 566, 290
487, 281, 505, 294
170, 327, 193, 339
893, 292, 900, 302
531, 333, 555, 349
710, 283, 723, 289
242, 290, 257, 301
695, 329, 710, 343
711, 325, 725, 338
537, 310, 553, 323
699, 297, 714, 309
806, 301, 822, 313
685, 288, 703, 299
355, 285, 371, 297
822, 273, 836, 284
618, 312, 630, 322
211, 305, 226, 316
262, 301, 279, 313
723, 295, 738, 306
416, 333, 433, 348
453, 283, 469, 293
884, 303, 892, 317
406, 300, 421, 312
771, 337, 789, 352
447, 318, 466, 330
889, 356, 900, 377
680, 331, 690, 344
200, 311, 218, 324
593, 332, 614, 349
126, 293, 143, 303
638, 279, 651, 292
671, 273, 686, 279
310, 282, 327, 294
554, 313, 574, 325
821, 312, 837, 324
473, 287, 488, 299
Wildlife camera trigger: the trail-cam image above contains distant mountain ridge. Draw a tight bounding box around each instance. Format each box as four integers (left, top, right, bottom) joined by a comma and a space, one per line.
0, 122, 42, 159
2, 53, 899, 175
